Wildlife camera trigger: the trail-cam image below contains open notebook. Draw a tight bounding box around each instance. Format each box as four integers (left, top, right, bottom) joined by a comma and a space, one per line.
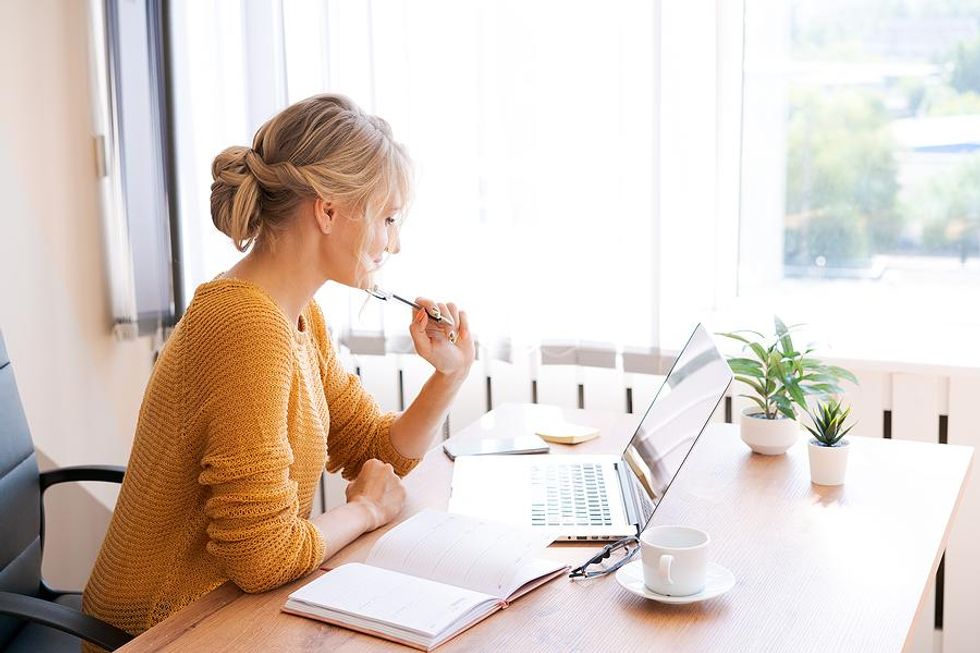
282, 509, 568, 651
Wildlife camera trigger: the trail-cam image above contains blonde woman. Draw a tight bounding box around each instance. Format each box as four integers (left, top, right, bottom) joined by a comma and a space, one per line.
82, 94, 475, 645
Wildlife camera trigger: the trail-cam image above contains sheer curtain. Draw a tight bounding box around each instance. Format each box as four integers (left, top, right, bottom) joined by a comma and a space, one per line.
169, 1, 695, 364
169, 0, 254, 302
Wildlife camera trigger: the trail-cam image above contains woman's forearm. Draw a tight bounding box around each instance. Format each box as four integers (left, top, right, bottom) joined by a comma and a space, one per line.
388, 369, 468, 459
311, 500, 377, 563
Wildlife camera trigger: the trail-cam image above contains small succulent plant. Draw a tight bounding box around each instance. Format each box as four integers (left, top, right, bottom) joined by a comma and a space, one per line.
804, 398, 855, 447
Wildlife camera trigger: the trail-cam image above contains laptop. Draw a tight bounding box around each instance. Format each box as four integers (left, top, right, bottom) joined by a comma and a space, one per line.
448, 324, 733, 541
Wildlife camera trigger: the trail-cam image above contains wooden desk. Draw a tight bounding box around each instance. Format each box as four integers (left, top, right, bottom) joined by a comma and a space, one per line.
118, 403, 972, 653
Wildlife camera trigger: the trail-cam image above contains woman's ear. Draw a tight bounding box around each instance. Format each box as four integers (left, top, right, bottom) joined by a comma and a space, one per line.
313, 197, 335, 234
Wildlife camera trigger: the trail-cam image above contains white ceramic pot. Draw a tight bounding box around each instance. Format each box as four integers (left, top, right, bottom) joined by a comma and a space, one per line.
808, 439, 850, 486
739, 408, 800, 455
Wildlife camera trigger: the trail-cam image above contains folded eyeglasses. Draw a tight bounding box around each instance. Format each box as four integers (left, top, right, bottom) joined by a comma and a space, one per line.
568, 536, 640, 580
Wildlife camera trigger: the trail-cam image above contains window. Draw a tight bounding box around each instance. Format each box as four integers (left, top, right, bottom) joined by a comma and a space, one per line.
168, 1, 974, 359
89, 0, 178, 337
736, 0, 980, 354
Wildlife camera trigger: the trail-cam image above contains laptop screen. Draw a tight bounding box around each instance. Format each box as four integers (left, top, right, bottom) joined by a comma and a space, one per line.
619, 324, 733, 531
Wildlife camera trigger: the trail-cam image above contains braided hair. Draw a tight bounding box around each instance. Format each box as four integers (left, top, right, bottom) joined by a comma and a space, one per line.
210, 94, 412, 253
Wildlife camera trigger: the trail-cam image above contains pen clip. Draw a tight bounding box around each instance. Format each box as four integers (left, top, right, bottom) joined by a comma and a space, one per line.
365, 287, 391, 301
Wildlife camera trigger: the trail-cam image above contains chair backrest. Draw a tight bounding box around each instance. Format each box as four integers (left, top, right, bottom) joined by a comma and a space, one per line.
0, 330, 43, 647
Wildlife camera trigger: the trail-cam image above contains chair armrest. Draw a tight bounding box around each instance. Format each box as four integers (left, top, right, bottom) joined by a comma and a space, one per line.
36, 465, 126, 596
0, 591, 133, 651
39, 465, 125, 493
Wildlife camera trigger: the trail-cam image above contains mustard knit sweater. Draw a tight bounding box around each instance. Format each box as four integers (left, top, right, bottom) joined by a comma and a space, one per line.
81, 278, 419, 643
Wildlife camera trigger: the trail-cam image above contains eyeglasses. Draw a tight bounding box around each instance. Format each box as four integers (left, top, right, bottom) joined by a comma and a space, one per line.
568, 536, 640, 579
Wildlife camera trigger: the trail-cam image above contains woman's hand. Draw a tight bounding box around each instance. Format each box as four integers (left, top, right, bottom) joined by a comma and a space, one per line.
408, 298, 476, 378
345, 459, 406, 531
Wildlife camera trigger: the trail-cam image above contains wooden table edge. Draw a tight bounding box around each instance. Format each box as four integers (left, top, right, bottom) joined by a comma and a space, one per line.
115, 580, 243, 651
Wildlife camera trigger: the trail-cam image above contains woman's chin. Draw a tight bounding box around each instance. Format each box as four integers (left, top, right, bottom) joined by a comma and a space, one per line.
351, 271, 376, 290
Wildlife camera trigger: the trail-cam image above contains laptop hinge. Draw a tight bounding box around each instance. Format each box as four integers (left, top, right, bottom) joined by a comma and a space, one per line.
615, 460, 642, 535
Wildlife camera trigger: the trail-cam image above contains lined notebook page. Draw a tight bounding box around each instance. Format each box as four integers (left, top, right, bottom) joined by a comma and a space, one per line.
288, 563, 496, 638
366, 510, 556, 598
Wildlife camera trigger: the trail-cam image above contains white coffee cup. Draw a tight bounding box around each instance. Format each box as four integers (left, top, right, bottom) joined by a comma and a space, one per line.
640, 525, 710, 597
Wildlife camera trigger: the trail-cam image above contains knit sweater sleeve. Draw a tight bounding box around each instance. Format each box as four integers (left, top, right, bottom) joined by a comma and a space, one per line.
193, 298, 325, 594
307, 302, 421, 480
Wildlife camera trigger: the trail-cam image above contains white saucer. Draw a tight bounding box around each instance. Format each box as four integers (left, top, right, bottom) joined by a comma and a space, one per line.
615, 560, 735, 604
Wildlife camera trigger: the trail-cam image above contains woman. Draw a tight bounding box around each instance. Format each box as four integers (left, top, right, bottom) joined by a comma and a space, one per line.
82, 93, 475, 645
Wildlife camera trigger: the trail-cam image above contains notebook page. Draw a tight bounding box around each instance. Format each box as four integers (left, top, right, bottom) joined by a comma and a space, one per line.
366, 510, 556, 598
287, 563, 497, 639
502, 556, 569, 600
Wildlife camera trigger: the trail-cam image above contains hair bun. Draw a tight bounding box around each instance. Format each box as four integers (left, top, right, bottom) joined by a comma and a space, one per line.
210, 146, 263, 252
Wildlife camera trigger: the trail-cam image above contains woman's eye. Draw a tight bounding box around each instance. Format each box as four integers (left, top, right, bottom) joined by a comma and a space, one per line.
385, 217, 397, 226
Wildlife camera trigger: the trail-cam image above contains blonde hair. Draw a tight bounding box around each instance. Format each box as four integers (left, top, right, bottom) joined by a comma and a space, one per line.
210, 94, 413, 256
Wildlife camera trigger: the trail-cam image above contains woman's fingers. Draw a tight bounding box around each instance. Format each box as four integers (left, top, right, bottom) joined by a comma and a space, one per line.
435, 302, 453, 336
408, 309, 430, 353
412, 297, 466, 344
412, 297, 445, 337
457, 309, 469, 341
445, 303, 461, 344
410, 307, 427, 329
414, 297, 440, 320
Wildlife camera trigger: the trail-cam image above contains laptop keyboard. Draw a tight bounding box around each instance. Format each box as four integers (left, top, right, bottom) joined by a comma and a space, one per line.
529, 463, 613, 527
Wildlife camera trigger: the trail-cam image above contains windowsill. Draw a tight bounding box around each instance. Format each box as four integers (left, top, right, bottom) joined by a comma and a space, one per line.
667, 277, 980, 376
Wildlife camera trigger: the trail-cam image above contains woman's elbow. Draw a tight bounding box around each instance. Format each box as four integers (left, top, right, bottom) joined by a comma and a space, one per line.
206, 531, 322, 593
234, 570, 287, 594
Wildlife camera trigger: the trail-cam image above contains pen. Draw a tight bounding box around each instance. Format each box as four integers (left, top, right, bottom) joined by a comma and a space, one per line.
366, 286, 456, 328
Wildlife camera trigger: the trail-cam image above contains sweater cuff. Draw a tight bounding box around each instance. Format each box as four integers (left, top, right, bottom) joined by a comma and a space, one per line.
376, 412, 422, 476
310, 525, 327, 566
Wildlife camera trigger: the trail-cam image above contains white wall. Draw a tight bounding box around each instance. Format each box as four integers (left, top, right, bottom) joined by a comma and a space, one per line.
0, 0, 155, 589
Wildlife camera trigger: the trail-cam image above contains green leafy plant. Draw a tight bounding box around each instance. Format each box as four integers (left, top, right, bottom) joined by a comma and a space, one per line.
804, 398, 855, 447
718, 317, 858, 420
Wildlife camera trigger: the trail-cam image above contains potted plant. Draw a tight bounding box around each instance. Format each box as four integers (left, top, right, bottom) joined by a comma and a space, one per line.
805, 398, 855, 485
719, 317, 857, 455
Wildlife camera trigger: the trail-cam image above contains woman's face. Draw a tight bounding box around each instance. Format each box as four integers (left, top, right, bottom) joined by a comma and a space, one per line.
323, 201, 401, 289
369, 206, 402, 269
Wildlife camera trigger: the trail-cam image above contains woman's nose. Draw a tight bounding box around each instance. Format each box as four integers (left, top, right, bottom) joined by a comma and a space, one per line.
386, 226, 401, 255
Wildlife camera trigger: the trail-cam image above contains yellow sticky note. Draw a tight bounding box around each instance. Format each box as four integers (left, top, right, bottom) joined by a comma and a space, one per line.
534, 424, 600, 445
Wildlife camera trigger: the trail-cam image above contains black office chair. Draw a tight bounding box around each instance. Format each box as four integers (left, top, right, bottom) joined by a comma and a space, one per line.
0, 330, 133, 652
